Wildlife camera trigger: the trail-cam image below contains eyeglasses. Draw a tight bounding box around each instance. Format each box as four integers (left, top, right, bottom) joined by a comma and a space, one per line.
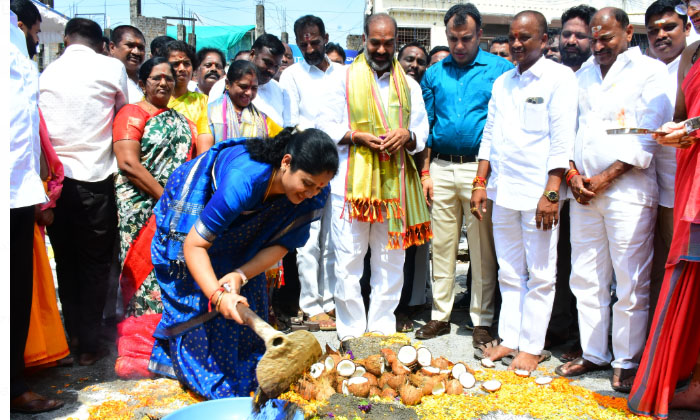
675, 0, 700, 15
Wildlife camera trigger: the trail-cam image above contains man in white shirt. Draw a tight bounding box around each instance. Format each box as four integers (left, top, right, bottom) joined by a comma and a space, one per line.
318, 13, 430, 339
9, 3, 65, 413
471, 10, 578, 372
209, 34, 286, 126
645, 0, 690, 323
280, 15, 342, 329
39, 17, 128, 367
109, 25, 146, 104
189, 47, 226, 96
555, 8, 673, 393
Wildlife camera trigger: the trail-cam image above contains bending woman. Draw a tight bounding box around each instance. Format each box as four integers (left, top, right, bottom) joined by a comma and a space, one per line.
200, 60, 282, 154
148, 128, 338, 399
112, 57, 196, 378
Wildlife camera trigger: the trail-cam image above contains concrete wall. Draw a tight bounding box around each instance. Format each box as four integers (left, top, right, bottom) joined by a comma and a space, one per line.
131, 15, 168, 57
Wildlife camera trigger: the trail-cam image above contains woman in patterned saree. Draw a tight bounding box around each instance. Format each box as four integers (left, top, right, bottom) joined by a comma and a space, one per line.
148, 128, 338, 399
198, 60, 282, 155
112, 57, 197, 378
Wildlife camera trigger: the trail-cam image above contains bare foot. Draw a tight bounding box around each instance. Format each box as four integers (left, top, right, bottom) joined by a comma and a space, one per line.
483, 344, 515, 362
670, 381, 700, 411
509, 351, 540, 372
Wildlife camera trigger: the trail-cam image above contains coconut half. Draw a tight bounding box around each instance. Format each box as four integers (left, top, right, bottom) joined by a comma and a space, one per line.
310, 362, 325, 379
341, 379, 349, 395
482, 380, 501, 392
347, 376, 370, 397
514, 369, 530, 377
399, 384, 422, 406
420, 366, 441, 376
431, 379, 446, 395
458, 372, 476, 389
481, 358, 496, 368
392, 359, 411, 375
397, 345, 418, 367
432, 356, 451, 370
381, 387, 397, 399
446, 379, 463, 395
416, 347, 432, 367
535, 376, 553, 385
451, 362, 467, 379
337, 359, 356, 377
325, 354, 341, 372
352, 365, 366, 377
380, 348, 397, 365
363, 354, 385, 376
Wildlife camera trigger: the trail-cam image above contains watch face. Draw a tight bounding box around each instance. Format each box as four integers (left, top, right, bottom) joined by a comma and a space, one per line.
545, 191, 558, 201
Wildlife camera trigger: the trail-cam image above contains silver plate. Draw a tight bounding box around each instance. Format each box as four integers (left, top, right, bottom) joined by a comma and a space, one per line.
606, 128, 666, 135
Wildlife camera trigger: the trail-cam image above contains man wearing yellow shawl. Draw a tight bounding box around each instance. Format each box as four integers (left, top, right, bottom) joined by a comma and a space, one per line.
318, 13, 430, 339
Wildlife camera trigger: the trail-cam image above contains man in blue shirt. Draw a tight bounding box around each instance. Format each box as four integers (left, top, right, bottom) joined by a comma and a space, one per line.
415, 3, 512, 341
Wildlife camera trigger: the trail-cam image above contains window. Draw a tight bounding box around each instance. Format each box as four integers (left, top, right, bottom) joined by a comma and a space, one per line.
397, 27, 430, 50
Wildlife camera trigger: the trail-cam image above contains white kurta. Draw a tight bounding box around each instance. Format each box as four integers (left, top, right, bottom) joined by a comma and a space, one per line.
655, 55, 681, 208
317, 63, 429, 338
570, 47, 673, 369
280, 57, 342, 317
478, 56, 578, 354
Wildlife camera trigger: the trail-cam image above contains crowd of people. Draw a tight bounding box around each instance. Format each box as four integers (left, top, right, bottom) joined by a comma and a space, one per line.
8, 0, 699, 417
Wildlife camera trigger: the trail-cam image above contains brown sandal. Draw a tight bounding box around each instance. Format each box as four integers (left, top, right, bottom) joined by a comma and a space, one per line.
555, 357, 610, 377
10, 391, 64, 414
611, 367, 636, 393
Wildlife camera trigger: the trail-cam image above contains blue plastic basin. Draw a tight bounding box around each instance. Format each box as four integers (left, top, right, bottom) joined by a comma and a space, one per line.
162, 397, 304, 420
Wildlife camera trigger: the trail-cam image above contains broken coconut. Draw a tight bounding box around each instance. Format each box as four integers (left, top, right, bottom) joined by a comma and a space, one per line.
482, 380, 502, 392
514, 369, 530, 378
309, 362, 325, 379
352, 365, 367, 378
481, 358, 496, 368
297, 379, 316, 401
337, 359, 356, 377
420, 366, 440, 376
378, 372, 393, 389
381, 387, 397, 399
380, 348, 397, 365
363, 354, 385, 377
431, 379, 446, 395
325, 354, 341, 372
369, 385, 381, 397
446, 379, 463, 395
387, 373, 407, 390
451, 362, 467, 379
347, 376, 370, 398
535, 376, 553, 385
432, 356, 452, 370
399, 384, 423, 406
458, 372, 476, 389
362, 372, 378, 387
416, 347, 432, 367
341, 379, 349, 395
391, 359, 411, 375
397, 345, 418, 368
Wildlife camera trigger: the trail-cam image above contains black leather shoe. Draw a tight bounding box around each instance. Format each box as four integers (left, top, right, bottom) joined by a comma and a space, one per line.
415, 320, 450, 339
472, 326, 495, 347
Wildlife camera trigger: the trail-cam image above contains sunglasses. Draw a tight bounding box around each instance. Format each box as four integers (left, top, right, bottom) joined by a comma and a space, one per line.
675, 0, 700, 15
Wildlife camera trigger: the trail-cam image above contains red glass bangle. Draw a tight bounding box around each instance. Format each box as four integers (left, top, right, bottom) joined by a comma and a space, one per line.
208, 287, 225, 312
420, 170, 430, 176
473, 176, 487, 185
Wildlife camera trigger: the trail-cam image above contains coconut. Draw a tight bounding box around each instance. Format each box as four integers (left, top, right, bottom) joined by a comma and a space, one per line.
458, 372, 476, 389
347, 376, 370, 398
397, 345, 418, 367
351, 365, 366, 378
446, 379, 463, 395
310, 362, 325, 379
432, 356, 452, 370
535, 376, 553, 385
337, 359, 356, 377
420, 366, 440, 376
416, 347, 432, 367
378, 372, 393, 389
387, 373, 407, 390
315, 381, 336, 401
325, 354, 341, 372
482, 380, 501, 392
335, 379, 345, 394
399, 384, 423, 406
380, 348, 397, 365
481, 358, 496, 368
325, 343, 340, 356
363, 354, 385, 376
362, 372, 378, 387
341, 379, 350, 395
451, 362, 467, 379
409, 372, 426, 388
391, 359, 411, 375
431, 379, 446, 395
297, 379, 316, 401
369, 385, 381, 397
514, 369, 530, 378
440, 369, 451, 375
381, 387, 397, 399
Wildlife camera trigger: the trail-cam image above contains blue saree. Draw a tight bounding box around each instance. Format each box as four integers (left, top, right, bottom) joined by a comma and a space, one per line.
148, 137, 328, 399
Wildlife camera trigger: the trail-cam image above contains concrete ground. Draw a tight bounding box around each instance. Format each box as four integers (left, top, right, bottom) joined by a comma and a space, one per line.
11, 261, 698, 419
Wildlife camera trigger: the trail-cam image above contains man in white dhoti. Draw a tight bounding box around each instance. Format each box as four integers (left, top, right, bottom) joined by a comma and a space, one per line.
555, 7, 673, 393
471, 10, 578, 373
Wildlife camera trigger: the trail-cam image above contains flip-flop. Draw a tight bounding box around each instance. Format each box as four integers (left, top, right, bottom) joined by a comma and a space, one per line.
474, 338, 501, 360
502, 350, 552, 366
396, 313, 414, 332
611, 367, 636, 393
10, 391, 64, 414
555, 357, 610, 377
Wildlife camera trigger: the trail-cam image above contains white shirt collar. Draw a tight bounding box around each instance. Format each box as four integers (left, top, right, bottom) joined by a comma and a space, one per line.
300, 55, 333, 73
64, 43, 98, 55
514, 55, 546, 79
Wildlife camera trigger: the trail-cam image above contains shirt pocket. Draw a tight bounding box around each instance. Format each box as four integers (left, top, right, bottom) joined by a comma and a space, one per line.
520, 100, 547, 133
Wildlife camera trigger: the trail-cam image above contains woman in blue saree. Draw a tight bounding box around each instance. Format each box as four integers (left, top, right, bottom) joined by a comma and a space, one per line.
148, 127, 338, 399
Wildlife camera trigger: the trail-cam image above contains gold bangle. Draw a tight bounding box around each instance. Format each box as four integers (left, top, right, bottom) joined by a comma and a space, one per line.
472, 186, 486, 191
215, 290, 227, 312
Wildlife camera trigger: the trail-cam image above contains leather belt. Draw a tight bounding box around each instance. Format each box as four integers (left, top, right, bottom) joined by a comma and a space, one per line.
433, 153, 477, 164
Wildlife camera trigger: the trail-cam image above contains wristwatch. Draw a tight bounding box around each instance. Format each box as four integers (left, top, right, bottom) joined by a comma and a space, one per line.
543, 190, 559, 203
684, 116, 700, 135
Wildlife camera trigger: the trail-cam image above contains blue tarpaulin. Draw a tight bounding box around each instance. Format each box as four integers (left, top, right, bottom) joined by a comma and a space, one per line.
166, 25, 254, 60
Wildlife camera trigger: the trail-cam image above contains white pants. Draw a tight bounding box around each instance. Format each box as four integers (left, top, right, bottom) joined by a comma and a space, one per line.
569, 196, 655, 369
492, 204, 559, 355
297, 198, 336, 316
331, 193, 404, 339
